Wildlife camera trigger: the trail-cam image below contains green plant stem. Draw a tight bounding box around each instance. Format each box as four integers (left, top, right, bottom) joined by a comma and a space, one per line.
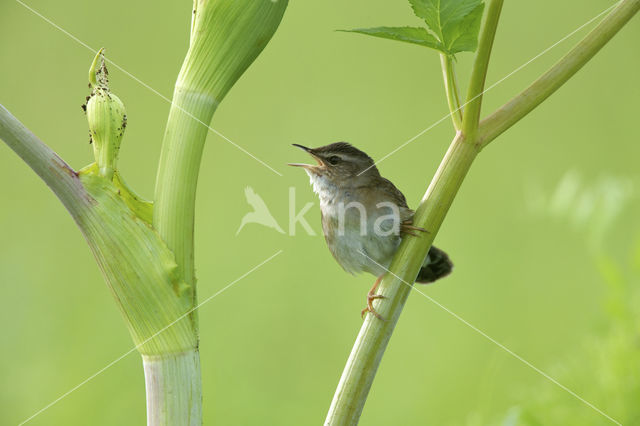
440, 54, 463, 130
478, 0, 640, 146
462, 0, 504, 137
325, 133, 479, 425
151, 2, 287, 424
326, 1, 638, 424
143, 350, 202, 426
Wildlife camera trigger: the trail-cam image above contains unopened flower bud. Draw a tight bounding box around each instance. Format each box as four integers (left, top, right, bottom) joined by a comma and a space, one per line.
86, 49, 126, 181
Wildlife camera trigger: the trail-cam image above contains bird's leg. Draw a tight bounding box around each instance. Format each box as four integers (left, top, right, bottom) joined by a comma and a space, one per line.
361, 275, 385, 320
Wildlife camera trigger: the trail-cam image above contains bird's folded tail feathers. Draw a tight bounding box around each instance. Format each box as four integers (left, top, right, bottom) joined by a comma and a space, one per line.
416, 246, 453, 284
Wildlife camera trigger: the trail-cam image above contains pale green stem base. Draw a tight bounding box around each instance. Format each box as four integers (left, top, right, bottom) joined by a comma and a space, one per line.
143, 350, 202, 426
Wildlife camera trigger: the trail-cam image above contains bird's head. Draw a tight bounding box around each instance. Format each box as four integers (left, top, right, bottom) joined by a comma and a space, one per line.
288, 142, 379, 190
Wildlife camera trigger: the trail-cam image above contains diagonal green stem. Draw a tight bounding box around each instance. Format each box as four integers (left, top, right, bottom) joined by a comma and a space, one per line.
0, 104, 86, 213
479, 0, 640, 146
325, 133, 478, 425
325, 1, 638, 424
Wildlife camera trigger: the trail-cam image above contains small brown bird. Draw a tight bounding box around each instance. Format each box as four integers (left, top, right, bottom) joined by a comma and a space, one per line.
289, 142, 452, 319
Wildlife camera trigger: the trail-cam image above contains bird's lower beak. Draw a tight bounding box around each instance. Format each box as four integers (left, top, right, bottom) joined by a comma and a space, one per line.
289, 144, 324, 168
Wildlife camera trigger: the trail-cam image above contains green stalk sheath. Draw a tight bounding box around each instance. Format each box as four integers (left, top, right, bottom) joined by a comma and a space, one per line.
462, 0, 504, 137
479, 0, 640, 146
1, 104, 198, 356
143, 350, 202, 426
440, 54, 463, 130
325, 134, 479, 425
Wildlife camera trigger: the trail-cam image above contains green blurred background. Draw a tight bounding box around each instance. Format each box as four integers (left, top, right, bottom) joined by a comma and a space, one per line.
1, 0, 639, 424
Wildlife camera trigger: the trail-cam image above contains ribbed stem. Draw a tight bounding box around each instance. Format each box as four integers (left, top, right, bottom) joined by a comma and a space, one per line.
143, 350, 202, 426
151, 2, 288, 424
149, 88, 214, 424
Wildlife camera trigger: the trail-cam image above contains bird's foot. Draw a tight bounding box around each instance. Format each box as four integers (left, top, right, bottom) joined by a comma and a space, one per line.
361, 292, 385, 320
401, 220, 429, 237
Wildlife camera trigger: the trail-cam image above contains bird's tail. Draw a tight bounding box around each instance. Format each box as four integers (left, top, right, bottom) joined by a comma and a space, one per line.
416, 246, 453, 284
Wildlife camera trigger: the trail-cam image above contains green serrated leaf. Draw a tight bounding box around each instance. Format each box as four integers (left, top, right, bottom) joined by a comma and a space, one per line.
341, 26, 442, 51
446, 2, 484, 53
408, 0, 485, 55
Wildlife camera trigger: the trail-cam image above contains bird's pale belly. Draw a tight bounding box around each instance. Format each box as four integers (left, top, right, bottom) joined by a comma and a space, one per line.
322, 203, 401, 277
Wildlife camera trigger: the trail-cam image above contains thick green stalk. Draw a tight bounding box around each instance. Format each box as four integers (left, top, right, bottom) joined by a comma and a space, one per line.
440, 54, 463, 130
152, 1, 288, 425
462, 0, 504, 137
154, 0, 289, 320
479, 0, 640, 146
154, 90, 216, 329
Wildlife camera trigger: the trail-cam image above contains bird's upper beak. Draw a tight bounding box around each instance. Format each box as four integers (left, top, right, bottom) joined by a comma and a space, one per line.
288, 144, 324, 168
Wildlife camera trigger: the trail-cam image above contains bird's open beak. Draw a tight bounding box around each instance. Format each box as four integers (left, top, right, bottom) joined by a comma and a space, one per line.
288, 144, 324, 168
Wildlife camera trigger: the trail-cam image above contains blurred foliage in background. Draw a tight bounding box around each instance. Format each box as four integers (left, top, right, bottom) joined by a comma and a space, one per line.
473, 173, 640, 425
0, 0, 638, 425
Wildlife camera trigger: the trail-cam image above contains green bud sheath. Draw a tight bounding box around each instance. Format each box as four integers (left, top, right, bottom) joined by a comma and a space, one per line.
86, 49, 127, 181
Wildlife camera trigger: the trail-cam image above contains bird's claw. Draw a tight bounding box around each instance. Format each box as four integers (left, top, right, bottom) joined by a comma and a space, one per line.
361, 293, 385, 320
401, 221, 428, 237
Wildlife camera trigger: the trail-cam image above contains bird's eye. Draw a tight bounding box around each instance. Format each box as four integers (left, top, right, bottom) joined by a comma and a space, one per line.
327, 155, 341, 165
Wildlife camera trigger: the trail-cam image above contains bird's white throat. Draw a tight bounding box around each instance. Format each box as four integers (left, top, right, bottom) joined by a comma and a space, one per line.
306, 170, 338, 205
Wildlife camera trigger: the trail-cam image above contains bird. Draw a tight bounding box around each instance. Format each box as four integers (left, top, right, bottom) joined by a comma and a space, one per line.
289, 142, 452, 319
236, 186, 285, 235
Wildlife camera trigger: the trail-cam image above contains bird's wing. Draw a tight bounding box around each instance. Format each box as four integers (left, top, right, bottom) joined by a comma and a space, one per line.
375, 177, 414, 222
376, 177, 409, 209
